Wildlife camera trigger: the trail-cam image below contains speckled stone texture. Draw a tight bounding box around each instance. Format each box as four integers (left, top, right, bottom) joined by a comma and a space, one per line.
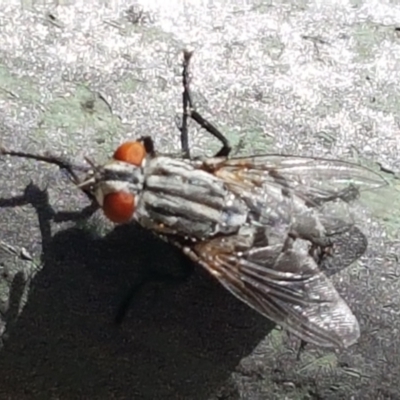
0, 1, 400, 399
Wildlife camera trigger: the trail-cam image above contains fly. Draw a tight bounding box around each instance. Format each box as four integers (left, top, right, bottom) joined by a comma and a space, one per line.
0, 50, 387, 349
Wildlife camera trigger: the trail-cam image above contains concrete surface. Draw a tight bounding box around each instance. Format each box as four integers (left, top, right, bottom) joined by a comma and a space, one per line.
0, 0, 400, 399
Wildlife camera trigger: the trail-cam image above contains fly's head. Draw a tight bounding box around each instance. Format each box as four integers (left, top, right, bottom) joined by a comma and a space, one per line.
80, 141, 147, 224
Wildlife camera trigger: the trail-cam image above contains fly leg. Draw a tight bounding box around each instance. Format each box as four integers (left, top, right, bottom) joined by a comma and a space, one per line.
178, 49, 232, 158
0, 145, 99, 222
0, 146, 89, 189
179, 49, 192, 159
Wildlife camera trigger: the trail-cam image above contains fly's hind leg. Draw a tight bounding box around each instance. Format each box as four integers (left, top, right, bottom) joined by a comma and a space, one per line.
177, 49, 232, 159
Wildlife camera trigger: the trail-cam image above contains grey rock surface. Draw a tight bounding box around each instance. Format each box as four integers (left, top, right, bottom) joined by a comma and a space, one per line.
0, 0, 400, 399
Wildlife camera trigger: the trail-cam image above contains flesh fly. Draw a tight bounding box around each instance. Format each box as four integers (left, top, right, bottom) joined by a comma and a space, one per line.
0, 50, 387, 349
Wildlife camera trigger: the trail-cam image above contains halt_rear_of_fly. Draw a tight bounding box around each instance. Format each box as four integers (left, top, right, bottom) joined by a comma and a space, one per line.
0, 50, 388, 350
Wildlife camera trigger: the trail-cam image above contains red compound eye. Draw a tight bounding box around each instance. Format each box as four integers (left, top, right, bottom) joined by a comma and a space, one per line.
103, 192, 135, 224
113, 141, 146, 166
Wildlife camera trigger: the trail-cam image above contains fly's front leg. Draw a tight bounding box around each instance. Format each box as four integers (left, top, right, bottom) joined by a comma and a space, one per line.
179, 49, 232, 158
0, 145, 99, 222
1, 146, 87, 189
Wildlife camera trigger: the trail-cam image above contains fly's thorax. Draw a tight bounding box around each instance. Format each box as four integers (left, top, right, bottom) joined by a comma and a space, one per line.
134, 156, 249, 239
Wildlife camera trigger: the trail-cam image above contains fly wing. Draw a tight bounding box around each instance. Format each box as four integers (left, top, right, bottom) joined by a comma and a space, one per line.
204, 154, 386, 239
188, 232, 360, 349
206, 154, 387, 206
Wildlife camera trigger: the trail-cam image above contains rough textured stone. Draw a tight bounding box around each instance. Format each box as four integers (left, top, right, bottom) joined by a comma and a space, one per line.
0, 1, 399, 399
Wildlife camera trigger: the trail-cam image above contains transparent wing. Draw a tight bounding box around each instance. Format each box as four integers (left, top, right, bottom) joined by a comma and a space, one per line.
204, 154, 386, 239
188, 233, 360, 349
206, 154, 387, 205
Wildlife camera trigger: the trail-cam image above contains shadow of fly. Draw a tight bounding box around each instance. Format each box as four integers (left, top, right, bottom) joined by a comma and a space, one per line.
0, 50, 387, 349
